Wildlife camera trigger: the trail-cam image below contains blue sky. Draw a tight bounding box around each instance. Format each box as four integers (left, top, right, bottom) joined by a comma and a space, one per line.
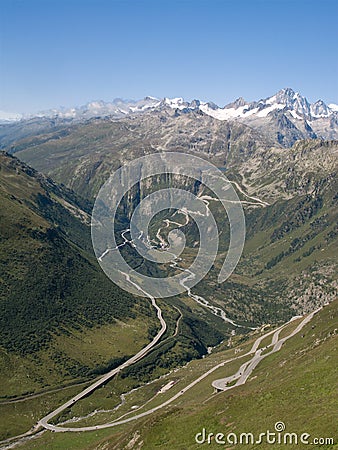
1, 0, 337, 113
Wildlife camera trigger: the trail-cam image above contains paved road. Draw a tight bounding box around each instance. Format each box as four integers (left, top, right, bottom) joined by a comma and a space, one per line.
36, 219, 244, 433
0, 379, 94, 406
228, 180, 270, 206
0, 186, 320, 443
37, 307, 321, 432
0, 303, 322, 447
212, 309, 320, 391
37, 273, 167, 432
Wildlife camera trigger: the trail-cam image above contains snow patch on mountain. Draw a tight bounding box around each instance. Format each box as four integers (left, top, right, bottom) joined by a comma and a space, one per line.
2, 89, 337, 124
200, 88, 337, 122
328, 103, 338, 112
0, 111, 23, 123
163, 97, 186, 109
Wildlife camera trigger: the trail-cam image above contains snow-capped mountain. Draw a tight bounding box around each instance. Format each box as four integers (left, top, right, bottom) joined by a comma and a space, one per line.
2, 88, 337, 124
24, 96, 162, 121
0, 110, 23, 123
196, 88, 338, 145
1, 89, 337, 146
328, 103, 338, 112
199, 88, 337, 121
0, 97, 162, 124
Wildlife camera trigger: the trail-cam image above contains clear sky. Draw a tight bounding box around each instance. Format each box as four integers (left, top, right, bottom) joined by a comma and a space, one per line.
1, 0, 337, 113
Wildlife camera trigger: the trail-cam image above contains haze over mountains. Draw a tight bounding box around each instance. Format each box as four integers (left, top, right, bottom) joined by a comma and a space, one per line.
1, 88, 337, 125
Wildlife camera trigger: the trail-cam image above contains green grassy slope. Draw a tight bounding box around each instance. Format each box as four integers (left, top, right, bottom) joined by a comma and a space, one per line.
170, 163, 337, 326
4, 118, 336, 322
130, 301, 337, 450
0, 154, 236, 438
0, 153, 158, 399
16, 299, 337, 450
0, 128, 336, 449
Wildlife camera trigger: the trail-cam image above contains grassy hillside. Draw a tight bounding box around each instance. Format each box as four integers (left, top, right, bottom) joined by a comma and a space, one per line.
0, 153, 159, 398
209, 174, 337, 319
0, 127, 337, 449
2, 114, 336, 322
127, 300, 337, 450
14, 299, 337, 450
0, 153, 235, 407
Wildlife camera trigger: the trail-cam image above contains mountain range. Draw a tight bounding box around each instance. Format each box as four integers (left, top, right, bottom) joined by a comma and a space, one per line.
0, 87, 337, 449
2, 88, 338, 123
1, 88, 338, 151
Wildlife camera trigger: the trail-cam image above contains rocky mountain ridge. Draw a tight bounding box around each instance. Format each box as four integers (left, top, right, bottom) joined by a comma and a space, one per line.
3, 88, 337, 122
1, 88, 337, 148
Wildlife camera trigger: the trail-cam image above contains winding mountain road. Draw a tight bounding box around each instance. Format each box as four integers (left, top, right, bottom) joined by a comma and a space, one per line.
36, 307, 321, 432
212, 310, 319, 391
36, 273, 167, 432
0, 182, 314, 447
0, 274, 323, 448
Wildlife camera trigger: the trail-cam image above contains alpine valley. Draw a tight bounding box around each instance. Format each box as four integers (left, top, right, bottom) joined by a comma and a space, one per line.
0, 88, 337, 450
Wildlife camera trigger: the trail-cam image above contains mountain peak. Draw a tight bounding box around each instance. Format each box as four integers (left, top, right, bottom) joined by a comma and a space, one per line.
225, 97, 247, 109
275, 87, 298, 104
1, 89, 336, 125
311, 99, 330, 118
277, 87, 296, 97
